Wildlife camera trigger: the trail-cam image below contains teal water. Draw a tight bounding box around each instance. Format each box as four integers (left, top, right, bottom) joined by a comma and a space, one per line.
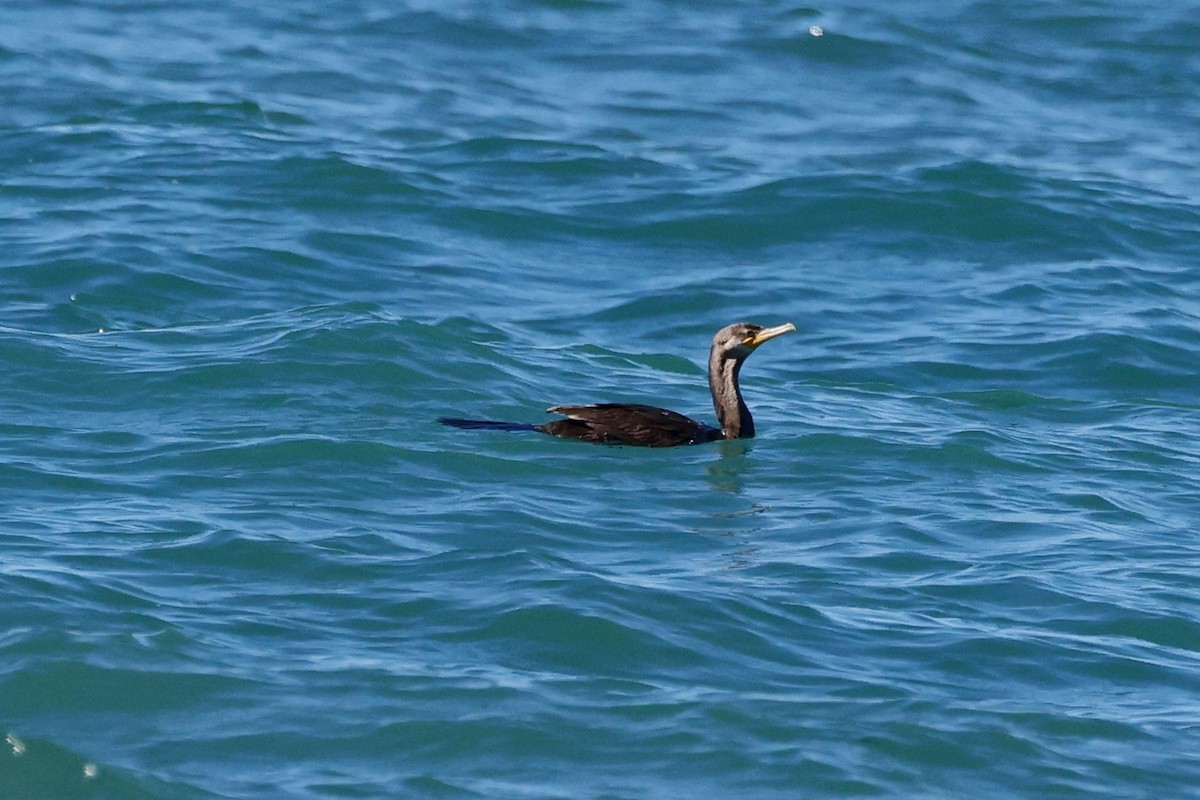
4, 1, 1200, 798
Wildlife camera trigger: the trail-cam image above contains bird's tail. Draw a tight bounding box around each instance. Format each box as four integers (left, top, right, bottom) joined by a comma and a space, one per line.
438, 417, 541, 433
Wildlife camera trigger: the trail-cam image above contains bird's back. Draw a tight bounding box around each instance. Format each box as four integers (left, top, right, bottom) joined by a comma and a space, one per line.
540, 403, 722, 447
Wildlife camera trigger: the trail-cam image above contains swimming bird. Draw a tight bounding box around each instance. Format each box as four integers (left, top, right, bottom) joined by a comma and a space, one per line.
438, 321, 795, 447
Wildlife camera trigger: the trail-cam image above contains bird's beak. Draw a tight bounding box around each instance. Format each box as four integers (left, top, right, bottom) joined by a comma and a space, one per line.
744, 322, 796, 348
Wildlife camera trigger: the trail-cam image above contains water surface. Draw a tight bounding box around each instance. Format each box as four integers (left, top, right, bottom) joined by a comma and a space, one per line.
3, 1, 1200, 798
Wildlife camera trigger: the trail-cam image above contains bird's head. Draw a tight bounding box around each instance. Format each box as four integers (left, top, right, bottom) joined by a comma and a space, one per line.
711, 321, 796, 361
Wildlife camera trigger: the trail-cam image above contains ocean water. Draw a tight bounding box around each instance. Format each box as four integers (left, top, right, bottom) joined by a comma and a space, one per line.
3, 0, 1200, 797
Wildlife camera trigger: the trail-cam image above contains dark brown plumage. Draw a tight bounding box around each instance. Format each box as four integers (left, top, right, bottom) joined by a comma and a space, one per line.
439, 321, 795, 447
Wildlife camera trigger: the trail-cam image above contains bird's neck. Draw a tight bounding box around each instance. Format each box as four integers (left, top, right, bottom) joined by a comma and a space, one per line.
709, 353, 753, 439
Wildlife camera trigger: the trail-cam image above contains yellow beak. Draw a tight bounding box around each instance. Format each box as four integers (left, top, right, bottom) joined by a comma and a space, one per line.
744, 322, 796, 348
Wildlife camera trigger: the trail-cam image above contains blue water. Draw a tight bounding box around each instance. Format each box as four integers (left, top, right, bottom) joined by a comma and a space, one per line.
4, 1, 1200, 798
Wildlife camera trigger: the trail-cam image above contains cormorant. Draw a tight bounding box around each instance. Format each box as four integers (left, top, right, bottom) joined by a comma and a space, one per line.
439, 321, 795, 447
